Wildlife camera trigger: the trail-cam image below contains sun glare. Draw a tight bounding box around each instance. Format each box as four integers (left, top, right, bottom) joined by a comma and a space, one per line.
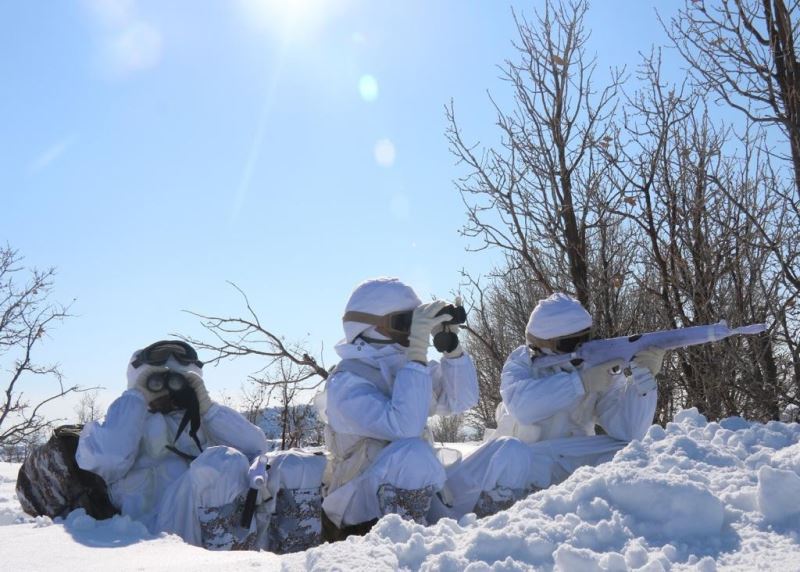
239, 0, 330, 41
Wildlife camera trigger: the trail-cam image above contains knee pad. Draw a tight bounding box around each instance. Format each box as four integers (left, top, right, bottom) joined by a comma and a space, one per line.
198, 493, 258, 551
263, 450, 327, 554
473, 485, 535, 519
268, 486, 323, 554
377, 483, 434, 525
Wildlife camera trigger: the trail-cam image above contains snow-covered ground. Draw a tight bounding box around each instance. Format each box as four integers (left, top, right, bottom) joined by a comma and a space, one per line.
2, 409, 800, 571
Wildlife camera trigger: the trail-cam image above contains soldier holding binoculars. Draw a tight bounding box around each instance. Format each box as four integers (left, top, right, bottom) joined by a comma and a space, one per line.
75, 340, 269, 549
315, 277, 549, 536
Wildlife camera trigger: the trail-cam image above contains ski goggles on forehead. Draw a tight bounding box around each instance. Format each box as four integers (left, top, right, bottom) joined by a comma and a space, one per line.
343, 309, 414, 337
131, 340, 203, 369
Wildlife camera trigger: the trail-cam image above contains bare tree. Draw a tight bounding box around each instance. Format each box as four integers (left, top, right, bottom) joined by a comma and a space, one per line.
74, 390, 103, 424
447, 0, 622, 308
239, 379, 269, 425
452, 2, 794, 426
667, 0, 800, 200
431, 414, 465, 444
666, 0, 800, 413
179, 282, 328, 450
0, 246, 82, 447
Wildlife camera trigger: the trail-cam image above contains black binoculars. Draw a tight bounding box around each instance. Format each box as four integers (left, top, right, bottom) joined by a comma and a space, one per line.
145, 371, 199, 412
433, 304, 467, 353
145, 371, 188, 394
436, 304, 467, 326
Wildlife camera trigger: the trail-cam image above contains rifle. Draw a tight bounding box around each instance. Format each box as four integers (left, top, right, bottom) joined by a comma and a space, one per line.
533, 321, 767, 370
240, 455, 270, 529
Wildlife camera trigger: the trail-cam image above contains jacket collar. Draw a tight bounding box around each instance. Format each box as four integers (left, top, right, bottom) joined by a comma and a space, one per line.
334, 339, 410, 386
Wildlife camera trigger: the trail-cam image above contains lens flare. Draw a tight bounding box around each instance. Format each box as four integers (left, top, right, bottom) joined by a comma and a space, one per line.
358, 74, 379, 102
374, 139, 395, 167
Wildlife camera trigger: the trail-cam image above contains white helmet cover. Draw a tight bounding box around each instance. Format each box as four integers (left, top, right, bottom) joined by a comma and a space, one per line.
526, 292, 592, 340
343, 277, 422, 343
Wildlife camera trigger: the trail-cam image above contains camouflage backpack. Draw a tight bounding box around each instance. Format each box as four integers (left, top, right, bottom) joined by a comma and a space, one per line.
15, 424, 118, 520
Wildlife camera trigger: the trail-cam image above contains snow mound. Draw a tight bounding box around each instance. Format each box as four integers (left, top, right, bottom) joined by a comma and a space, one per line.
0, 462, 26, 526
1, 408, 800, 570
286, 408, 800, 571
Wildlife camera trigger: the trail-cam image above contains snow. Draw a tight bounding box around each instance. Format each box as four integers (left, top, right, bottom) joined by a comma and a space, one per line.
2, 409, 800, 570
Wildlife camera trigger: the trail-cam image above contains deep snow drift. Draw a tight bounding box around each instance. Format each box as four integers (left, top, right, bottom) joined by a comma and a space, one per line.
2, 408, 800, 571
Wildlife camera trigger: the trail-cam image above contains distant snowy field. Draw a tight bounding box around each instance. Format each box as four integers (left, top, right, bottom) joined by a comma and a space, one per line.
2, 409, 800, 571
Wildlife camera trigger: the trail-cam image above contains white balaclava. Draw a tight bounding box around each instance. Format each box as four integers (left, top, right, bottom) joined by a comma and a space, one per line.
343, 277, 422, 343
126, 349, 203, 390
526, 292, 592, 340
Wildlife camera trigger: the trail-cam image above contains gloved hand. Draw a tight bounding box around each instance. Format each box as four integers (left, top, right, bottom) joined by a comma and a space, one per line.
629, 363, 658, 394
632, 347, 666, 376
580, 359, 624, 393
432, 296, 464, 359
407, 300, 452, 364
184, 371, 213, 415
131, 366, 170, 406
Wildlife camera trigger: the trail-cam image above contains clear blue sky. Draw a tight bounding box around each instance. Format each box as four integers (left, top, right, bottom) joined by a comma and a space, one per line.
1, 0, 681, 419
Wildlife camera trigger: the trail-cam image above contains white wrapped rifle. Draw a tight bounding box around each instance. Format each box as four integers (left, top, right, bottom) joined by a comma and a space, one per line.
241, 455, 270, 528
533, 321, 767, 370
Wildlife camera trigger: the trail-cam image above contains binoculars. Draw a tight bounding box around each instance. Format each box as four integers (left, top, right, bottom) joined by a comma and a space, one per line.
145, 371, 198, 413
433, 304, 467, 353
145, 371, 188, 394
436, 304, 467, 325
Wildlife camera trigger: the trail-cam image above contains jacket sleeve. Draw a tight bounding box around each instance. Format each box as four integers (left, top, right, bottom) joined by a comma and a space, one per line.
202, 404, 269, 459
500, 346, 586, 426
76, 389, 148, 484
595, 369, 658, 441
428, 353, 479, 416
325, 362, 432, 441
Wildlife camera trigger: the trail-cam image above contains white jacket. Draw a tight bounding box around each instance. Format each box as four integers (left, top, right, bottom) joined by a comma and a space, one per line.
493, 346, 657, 443
76, 389, 268, 529
317, 339, 478, 525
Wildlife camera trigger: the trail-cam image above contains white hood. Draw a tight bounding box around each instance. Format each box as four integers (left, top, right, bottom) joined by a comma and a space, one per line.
526, 292, 592, 340
342, 277, 421, 343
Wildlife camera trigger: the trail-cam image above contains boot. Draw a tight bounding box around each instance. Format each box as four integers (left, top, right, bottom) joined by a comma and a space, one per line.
267, 486, 323, 554
473, 485, 536, 519
197, 494, 257, 551
377, 484, 434, 525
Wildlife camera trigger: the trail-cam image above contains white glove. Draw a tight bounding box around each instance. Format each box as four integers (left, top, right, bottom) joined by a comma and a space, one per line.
580, 359, 624, 393
629, 363, 658, 394
185, 371, 213, 415
407, 301, 452, 364
633, 347, 666, 376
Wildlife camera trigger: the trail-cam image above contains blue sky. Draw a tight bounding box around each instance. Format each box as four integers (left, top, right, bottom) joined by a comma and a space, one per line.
1, 0, 680, 419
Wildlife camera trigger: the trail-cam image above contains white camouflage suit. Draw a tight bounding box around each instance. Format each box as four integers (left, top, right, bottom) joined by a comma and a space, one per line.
76, 351, 269, 547
489, 293, 659, 484
318, 338, 477, 527
318, 277, 548, 527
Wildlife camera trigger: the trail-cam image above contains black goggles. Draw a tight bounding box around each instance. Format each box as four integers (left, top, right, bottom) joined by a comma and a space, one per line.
145, 371, 188, 393
553, 330, 592, 353
131, 340, 203, 369
528, 328, 592, 354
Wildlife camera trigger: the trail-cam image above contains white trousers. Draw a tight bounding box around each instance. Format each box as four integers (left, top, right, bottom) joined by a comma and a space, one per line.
432, 435, 629, 521
528, 434, 628, 484
322, 437, 446, 527
154, 446, 250, 546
